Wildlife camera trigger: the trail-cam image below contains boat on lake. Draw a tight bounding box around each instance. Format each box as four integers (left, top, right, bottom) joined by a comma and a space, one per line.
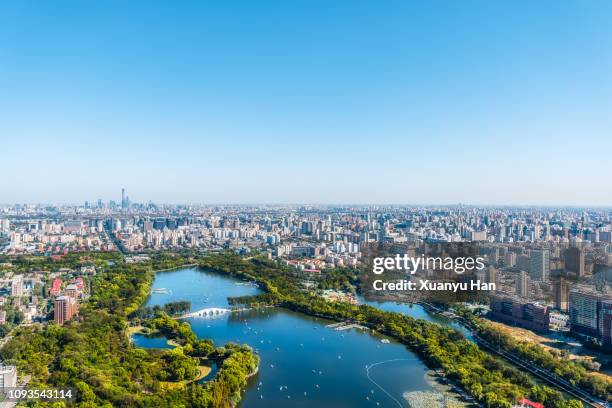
151, 288, 169, 294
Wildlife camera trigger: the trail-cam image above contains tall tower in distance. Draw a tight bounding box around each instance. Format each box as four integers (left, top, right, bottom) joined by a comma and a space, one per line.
121, 188, 126, 210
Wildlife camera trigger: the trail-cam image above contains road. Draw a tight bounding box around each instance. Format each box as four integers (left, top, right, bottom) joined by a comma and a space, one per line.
421, 303, 609, 408
102, 224, 126, 255
474, 333, 607, 408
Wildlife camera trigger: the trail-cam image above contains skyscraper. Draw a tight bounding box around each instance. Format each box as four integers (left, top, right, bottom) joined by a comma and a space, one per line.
552, 278, 569, 312
569, 291, 612, 349
569, 291, 599, 337
530, 249, 549, 282
486, 266, 498, 286
11, 275, 23, 297
516, 270, 530, 298
54, 295, 78, 325
504, 251, 516, 267
600, 300, 612, 349
565, 246, 585, 277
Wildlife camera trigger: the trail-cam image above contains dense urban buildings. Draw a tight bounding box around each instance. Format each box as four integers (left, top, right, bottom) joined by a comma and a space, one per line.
489, 292, 551, 332
1, 197, 612, 344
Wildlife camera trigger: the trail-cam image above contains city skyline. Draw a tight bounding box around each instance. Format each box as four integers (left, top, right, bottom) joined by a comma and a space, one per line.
4, 194, 612, 208
3, 186, 612, 207
2, 1, 612, 205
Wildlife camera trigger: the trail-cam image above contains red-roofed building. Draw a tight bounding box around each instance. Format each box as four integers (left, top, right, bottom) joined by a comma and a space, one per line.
49, 278, 62, 296
518, 398, 544, 408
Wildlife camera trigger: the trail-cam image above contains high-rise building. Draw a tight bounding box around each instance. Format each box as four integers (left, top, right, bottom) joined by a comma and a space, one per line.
569, 290, 612, 349
517, 255, 530, 271
504, 252, 516, 267
301, 221, 314, 235
565, 246, 585, 278
489, 292, 550, 332
552, 278, 569, 312
11, 275, 23, 297
516, 270, 530, 298
121, 187, 127, 209
0, 219, 10, 233
153, 218, 167, 230
471, 230, 487, 241
600, 300, 612, 350
530, 249, 549, 282
487, 266, 499, 286
65, 283, 79, 299
569, 291, 599, 337
143, 219, 153, 233
54, 295, 78, 325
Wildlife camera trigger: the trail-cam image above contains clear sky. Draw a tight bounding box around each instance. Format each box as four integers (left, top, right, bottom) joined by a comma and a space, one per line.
1, 1, 611, 205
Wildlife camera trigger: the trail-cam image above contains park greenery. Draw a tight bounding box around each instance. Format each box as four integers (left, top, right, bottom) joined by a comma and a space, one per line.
130, 300, 192, 321
199, 252, 607, 408
0, 252, 258, 407
1, 249, 610, 407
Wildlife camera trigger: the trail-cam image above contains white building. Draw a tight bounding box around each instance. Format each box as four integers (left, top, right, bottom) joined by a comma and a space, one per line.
11, 275, 24, 297
0, 365, 17, 390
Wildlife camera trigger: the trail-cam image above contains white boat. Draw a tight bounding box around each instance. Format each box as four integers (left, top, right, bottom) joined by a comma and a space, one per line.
151, 288, 169, 294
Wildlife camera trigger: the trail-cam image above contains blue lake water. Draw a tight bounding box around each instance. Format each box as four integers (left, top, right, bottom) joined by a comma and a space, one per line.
132, 333, 173, 349
134, 267, 470, 408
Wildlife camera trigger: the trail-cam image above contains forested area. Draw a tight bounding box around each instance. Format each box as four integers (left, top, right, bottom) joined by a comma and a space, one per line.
0, 252, 258, 407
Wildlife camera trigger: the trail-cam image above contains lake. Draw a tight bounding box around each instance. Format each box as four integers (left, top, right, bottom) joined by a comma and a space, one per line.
134, 266, 469, 408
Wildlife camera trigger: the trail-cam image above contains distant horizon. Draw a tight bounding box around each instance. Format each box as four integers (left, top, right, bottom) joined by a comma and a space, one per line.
2, 200, 611, 210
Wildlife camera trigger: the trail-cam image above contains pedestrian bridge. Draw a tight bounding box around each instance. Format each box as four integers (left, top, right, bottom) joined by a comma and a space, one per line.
181, 307, 232, 318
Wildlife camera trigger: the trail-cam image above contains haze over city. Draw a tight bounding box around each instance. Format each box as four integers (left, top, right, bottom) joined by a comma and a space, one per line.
2, 1, 612, 205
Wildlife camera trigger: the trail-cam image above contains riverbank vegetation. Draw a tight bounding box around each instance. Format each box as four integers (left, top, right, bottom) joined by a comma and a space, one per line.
0, 253, 258, 407
450, 303, 612, 401
130, 300, 192, 321
199, 252, 590, 408
474, 318, 611, 399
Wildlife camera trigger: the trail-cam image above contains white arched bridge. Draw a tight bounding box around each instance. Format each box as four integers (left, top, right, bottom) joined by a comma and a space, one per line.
180, 307, 232, 318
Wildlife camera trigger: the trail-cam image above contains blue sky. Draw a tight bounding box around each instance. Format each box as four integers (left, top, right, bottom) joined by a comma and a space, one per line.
1, 1, 611, 205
